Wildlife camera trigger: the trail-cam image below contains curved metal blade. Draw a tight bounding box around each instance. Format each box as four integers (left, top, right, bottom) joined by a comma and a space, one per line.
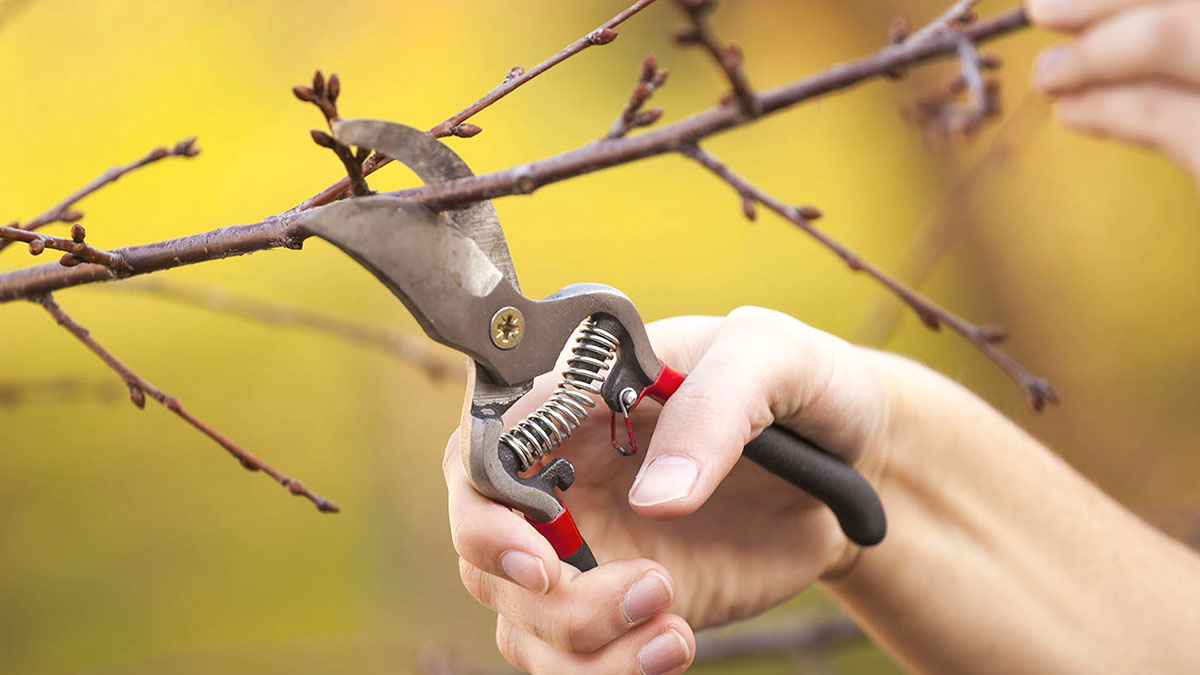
332, 118, 519, 290
297, 195, 506, 354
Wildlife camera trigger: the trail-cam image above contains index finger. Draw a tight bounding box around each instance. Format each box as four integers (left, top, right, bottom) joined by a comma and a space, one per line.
443, 432, 564, 593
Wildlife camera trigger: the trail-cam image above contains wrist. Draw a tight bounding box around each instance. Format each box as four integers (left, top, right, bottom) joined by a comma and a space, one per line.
818, 349, 1009, 580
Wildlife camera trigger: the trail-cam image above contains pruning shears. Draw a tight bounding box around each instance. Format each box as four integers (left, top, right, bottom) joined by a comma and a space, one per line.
298, 119, 886, 572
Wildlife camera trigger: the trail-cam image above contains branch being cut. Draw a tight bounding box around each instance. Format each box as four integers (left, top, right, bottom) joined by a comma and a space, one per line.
297, 0, 661, 211
672, 0, 759, 116
0, 137, 199, 255
0, 223, 127, 271
33, 294, 340, 513
0, 8, 1031, 305
682, 145, 1058, 411
112, 279, 462, 381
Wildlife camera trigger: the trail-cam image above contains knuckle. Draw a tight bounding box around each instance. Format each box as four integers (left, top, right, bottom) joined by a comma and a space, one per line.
441, 431, 460, 477
494, 617, 526, 671
724, 304, 781, 329
1149, 6, 1190, 61
449, 514, 466, 555
554, 602, 606, 654
1135, 89, 1168, 124
448, 511, 481, 561
459, 558, 498, 610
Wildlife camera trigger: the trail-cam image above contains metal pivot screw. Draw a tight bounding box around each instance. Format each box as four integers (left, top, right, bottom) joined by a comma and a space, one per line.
619, 388, 639, 411
490, 306, 525, 349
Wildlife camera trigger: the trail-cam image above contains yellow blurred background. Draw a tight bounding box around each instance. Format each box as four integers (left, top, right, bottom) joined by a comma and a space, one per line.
2, 0, 1198, 673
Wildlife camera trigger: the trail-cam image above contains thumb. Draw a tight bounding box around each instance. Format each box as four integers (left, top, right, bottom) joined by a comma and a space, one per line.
628, 306, 885, 520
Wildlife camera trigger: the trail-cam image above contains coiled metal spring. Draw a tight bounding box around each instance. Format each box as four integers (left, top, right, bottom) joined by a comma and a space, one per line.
500, 318, 619, 471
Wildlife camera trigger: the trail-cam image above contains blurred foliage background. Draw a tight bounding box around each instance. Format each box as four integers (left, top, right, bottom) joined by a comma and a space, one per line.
1, 0, 1198, 673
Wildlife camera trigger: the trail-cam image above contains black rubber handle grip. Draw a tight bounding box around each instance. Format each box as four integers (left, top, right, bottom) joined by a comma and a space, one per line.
562, 540, 598, 572
743, 425, 886, 546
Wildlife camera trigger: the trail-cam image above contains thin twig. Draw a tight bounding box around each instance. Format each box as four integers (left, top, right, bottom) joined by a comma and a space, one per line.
605, 54, 670, 140
672, 0, 760, 116
0, 223, 127, 270
0, 137, 199, 254
296, 0, 661, 211
32, 294, 340, 513
0, 8, 1031, 305
111, 279, 462, 381
856, 94, 1047, 346
682, 145, 1058, 411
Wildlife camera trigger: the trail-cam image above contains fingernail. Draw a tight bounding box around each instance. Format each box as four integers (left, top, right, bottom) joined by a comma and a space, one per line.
499, 550, 549, 594
1035, 46, 1069, 90
638, 628, 690, 675
621, 571, 674, 625
629, 455, 700, 506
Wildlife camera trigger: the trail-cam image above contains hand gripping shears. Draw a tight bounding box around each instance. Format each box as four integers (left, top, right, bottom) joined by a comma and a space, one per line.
297, 119, 886, 572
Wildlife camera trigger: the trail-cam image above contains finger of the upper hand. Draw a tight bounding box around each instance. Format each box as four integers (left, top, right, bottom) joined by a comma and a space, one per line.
1035, 2, 1200, 93
629, 306, 885, 519
443, 433, 562, 594
496, 612, 695, 675
1055, 81, 1200, 172
1027, 0, 1162, 31
461, 556, 676, 654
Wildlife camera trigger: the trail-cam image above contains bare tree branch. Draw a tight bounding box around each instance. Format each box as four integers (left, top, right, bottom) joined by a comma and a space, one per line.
111, 279, 462, 381
32, 293, 340, 513
682, 144, 1058, 411
0, 8, 1031, 306
296, 0, 661, 212
0, 137, 199, 255
672, 0, 759, 116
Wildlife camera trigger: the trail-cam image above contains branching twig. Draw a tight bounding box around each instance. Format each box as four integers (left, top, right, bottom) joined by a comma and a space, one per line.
112, 279, 462, 381
297, 0, 660, 211
0, 137, 199, 254
905, 38, 1002, 141
682, 145, 1058, 411
672, 0, 759, 116
32, 294, 340, 513
605, 54, 669, 140
0, 8, 1030, 305
294, 70, 373, 197
0, 223, 127, 271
